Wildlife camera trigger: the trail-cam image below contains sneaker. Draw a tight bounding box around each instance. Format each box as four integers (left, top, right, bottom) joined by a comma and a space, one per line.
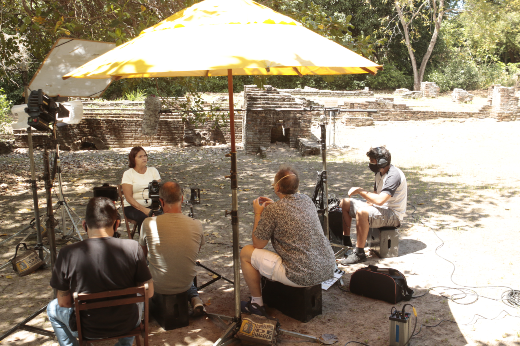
241, 298, 267, 317
339, 251, 367, 265
191, 296, 206, 317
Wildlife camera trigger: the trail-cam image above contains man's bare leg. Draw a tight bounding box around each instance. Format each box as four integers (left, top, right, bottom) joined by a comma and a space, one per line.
239, 245, 268, 315
240, 245, 262, 297
340, 198, 353, 246
339, 208, 369, 265
355, 209, 370, 248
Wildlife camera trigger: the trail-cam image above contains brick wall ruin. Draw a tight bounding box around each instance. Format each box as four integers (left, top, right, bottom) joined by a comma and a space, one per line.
491, 86, 519, 121
242, 85, 319, 154
14, 100, 243, 149
11, 84, 519, 152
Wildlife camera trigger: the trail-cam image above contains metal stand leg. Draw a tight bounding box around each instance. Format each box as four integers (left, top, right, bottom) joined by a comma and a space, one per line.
27, 127, 45, 261
43, 148, 57, 269
321, 123, 329, 240
54, 144, 83, 241
0, 305, 54, 341
196, 261, 234, 290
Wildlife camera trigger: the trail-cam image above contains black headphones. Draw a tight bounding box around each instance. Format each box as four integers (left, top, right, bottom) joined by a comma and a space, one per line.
374, 147, 389, 169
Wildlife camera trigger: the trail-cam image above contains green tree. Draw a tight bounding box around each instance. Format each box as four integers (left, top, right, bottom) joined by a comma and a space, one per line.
0, 88, 13, 134
392, 0, 446, 90
0, 0, 187, 102
458, 0, 520, 64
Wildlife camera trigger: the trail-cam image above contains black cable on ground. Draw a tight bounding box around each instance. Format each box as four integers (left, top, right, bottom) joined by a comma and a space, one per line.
407, 201, 520, 308
343, 341, 371, 346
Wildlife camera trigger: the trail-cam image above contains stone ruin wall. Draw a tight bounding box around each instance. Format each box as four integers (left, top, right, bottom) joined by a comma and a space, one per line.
13, 99, 243, 149
490, 86, 519, 121
11, 85, 519, 152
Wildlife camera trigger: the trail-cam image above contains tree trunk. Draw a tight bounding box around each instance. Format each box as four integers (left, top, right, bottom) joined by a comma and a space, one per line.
395, 0, 445, 91
418, 0, 444, 88
395, 1, 420, 90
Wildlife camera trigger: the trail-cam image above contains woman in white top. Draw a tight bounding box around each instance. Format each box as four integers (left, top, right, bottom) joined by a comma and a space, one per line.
121, 146, 161, 229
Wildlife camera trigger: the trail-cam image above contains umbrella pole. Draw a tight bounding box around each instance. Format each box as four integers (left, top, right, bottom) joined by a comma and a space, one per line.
227, 69, 241, 321
213, 72, 324, 346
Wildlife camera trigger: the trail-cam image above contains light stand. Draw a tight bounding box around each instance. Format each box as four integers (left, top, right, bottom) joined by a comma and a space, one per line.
0, 117, 56, 344
26, 127, 45, 261
320, 119, 329, 240
53, 142, 83, 241
314, 111, 349, 257
43, 146, 57, 268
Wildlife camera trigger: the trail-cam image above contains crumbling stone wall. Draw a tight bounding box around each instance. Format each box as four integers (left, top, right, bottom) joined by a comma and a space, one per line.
491, 86, 519, 121
421, 82, 440, 98
15, 111, 243, 149
244, 109, 319, 155
278, 86, 373, 97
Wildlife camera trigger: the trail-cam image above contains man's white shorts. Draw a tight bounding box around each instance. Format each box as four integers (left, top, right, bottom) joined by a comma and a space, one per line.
250, 248, 304, 287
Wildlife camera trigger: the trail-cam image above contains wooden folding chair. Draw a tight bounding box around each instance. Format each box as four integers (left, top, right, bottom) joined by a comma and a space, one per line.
118, 185, 139, 239
73, 284, 149, 346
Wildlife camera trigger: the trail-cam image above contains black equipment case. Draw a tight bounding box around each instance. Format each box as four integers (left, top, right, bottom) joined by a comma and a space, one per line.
349, 265, 414, 304
93, 183, 118, 202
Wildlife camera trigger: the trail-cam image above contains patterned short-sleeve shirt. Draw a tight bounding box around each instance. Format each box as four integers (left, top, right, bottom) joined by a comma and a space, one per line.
254, 193, 335, 286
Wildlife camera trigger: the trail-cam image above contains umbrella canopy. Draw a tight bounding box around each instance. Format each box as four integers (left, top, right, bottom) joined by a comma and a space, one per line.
62, 0, 383, 327
63, 0, 381, 80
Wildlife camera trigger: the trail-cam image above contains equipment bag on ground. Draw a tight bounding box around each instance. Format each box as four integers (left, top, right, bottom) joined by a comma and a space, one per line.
349, 265, 414, 304
11, 242, 45, 276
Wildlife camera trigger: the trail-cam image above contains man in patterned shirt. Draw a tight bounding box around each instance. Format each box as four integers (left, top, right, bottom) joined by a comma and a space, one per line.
240, 165, 335, 316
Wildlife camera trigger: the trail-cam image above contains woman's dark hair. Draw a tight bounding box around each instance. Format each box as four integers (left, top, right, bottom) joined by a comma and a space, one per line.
274, 165, 299, 195
128, 146, 145, 168
85, 197, 119, 230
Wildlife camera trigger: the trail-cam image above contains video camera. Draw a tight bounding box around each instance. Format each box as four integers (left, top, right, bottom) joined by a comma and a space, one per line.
25, 89, 70, 132
146, 180, 163, 216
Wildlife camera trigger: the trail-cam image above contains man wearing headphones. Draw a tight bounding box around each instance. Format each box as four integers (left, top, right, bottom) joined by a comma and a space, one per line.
339, 146, 407, 265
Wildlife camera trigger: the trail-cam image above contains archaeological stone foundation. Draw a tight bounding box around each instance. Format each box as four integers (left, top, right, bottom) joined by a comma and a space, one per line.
11, 84, 519, 154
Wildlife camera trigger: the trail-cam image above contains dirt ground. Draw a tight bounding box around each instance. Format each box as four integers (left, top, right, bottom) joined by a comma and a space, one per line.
1, 104, 520, 345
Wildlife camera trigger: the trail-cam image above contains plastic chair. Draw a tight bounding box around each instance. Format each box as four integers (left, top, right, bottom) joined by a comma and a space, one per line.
118, 185, 139, 239
73, 284, 149, 346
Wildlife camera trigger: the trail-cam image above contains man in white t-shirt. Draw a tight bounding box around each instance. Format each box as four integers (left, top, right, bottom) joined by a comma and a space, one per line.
339, 146, 407, 265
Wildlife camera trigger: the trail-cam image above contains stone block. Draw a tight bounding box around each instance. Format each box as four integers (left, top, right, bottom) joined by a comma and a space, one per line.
297, 138, 320, 156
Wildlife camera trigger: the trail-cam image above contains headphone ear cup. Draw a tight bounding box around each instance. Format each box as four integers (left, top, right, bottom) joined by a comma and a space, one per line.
378, 158, 388, 168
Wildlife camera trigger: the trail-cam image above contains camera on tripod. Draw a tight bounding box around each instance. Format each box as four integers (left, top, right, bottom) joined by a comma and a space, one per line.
146, 180, 163, 216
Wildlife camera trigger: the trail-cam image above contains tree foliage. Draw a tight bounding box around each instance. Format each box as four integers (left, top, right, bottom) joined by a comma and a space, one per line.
458, 0, 520, 64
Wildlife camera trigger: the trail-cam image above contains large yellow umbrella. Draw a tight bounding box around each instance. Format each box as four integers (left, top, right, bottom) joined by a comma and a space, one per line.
63, 0, 382, 328
63, 0, 381, 79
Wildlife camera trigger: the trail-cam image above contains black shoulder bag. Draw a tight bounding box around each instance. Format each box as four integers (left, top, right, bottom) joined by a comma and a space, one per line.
349, 265, 414, 304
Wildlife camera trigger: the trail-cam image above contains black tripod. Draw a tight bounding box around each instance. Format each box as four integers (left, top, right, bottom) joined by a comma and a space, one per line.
186, 188, 234, 290
0, 128, 57, 342
311, 118, 352, 258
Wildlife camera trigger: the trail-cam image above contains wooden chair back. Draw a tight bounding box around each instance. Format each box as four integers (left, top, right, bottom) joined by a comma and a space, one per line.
118, 185, 138, 239
73, 284, 149, 346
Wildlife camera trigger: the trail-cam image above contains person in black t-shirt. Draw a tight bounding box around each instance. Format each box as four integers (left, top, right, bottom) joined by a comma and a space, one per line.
47, 197, 154, 346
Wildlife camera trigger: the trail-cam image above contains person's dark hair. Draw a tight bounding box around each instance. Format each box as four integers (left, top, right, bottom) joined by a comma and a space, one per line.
159, 181, 183, 204
85, 197, 119, 229
128, 146, 146, 168
366, 146, 391, 167
274, 164, 299, 194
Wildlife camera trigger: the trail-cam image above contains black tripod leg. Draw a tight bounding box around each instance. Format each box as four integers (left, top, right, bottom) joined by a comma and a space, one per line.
0, 305, 54, 341
196, 261, 234, 288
